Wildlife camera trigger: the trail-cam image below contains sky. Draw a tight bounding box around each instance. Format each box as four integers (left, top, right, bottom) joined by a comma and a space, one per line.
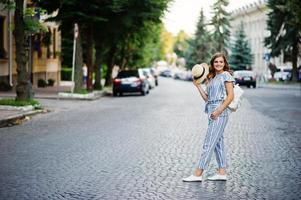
163, 0, 259, 36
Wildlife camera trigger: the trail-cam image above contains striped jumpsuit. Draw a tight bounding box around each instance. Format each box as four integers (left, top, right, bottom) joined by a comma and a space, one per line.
198, 71, 235, 170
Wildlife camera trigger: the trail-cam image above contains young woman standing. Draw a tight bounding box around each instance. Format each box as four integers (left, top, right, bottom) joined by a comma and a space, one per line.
183, 53, 234, 182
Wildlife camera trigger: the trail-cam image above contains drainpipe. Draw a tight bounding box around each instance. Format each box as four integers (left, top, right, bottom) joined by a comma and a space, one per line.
8, 4, 13, 86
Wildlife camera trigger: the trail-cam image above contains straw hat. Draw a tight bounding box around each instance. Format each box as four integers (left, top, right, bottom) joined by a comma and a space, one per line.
191, 63, 209, 84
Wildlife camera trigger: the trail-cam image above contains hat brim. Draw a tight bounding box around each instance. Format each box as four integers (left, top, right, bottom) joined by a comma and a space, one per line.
193, 63, 209, 84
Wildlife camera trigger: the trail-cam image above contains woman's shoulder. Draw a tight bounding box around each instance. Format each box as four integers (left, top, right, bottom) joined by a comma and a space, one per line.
222, 71, 232, 76
221, 71, 235, 82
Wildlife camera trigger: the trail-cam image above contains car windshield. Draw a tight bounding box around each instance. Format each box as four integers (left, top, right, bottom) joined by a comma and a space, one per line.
117, 70, 139, 78
235, 71, 253, 76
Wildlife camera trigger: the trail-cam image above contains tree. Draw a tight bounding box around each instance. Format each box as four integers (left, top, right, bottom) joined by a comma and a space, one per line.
161, 27, 175, 56
210, 0, 231, 55
229, 22, 253, 70
36, 0, 170, 88
101, 0, 169, 86
264, 0, 301, 81
190, 9, 213, 65
35, 0, 107, 91
2, 0, 46, 101
173, 30, 190, 59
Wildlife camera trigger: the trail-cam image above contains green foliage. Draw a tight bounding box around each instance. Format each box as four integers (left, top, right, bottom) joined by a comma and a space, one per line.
2, 0, 15, 10
188, 9, 213, 68
229, 22, 253, 70
72, 89, 89, 94
210, 0, 231, 55
183, 39, 196, 70
127, 23, 165, 68
24, 8, 47, 35
35, 0, 170, 85
0, 98, 40, 107
173, 30, 190, 59
264, 0, 300, 80
264, 0, 300, 57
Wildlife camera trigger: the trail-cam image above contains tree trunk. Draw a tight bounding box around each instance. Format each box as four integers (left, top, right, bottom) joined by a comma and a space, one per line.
85, 24, 94, 91
93, 47, 102, 90
119, 45, 128, 70
291, 39, 298, 81
104, 45, 117, 86
73, 28, 83, 92
14, 0, 34, 101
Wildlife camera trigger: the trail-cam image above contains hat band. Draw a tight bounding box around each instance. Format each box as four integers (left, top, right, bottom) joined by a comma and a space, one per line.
193, 68, 205, 80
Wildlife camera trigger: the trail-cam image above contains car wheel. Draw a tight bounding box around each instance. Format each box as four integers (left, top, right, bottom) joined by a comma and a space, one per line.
113, 91, 117, 97
247, 85, 250, 88
252, 83, 256, 88
141, 90, 146, 96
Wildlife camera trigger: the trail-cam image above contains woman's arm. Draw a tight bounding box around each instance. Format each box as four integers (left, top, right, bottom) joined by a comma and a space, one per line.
193, 79, 208, 102
210, 81, 234, 120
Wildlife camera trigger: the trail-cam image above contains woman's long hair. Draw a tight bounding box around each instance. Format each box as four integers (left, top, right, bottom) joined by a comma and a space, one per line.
207, 52, 231, 80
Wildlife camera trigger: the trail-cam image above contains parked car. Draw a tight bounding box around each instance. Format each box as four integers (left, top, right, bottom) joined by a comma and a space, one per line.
274, 67, 292, 81
160, 69, 173, 77
233, 70, 256, 88
142, 68, 156, 89
113, 69, 150, 96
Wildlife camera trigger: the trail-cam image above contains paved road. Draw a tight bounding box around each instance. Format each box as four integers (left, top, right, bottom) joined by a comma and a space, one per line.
0, 78, 300, 200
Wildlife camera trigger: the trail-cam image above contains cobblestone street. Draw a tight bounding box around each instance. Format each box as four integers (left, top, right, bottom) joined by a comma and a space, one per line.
0, 78, 300, 200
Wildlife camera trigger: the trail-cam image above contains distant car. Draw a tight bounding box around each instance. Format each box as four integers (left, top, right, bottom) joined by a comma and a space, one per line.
113, 69, 150, 96
274, 71, 291, 81
160, 69, 172, 77
274, 67, 292, 81
142, 68, 156, 89
233, 70, 256, 88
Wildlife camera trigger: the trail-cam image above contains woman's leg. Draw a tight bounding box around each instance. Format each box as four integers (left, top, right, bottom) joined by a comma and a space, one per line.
198, 116, 228, 170
214, 135, 227, 173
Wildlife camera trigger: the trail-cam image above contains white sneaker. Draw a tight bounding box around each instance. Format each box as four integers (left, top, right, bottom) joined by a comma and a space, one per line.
182, 175, 202, 182
207, 174, 227, 181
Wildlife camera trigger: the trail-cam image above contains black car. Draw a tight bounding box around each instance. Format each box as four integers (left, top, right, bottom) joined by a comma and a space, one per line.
233, 70, 256, 88
113, 69, 150, 96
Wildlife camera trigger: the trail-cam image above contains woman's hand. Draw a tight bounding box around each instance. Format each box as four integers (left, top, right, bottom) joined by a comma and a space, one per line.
192, 79, 199, 86
210, 109, 222, 120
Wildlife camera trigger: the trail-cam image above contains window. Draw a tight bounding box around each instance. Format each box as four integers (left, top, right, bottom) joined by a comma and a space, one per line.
0, 16, 6, 58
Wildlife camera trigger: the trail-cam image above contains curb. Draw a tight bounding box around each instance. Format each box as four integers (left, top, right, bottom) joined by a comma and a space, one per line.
0, 109, 45, 128
258, 84, 301, 90
0, 90, 112, 100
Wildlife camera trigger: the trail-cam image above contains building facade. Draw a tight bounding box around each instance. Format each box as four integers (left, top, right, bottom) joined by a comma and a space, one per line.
229, 0, 293, 81
0, 3, 61, 89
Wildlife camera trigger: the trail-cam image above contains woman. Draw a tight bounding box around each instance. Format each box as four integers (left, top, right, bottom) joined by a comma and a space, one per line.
183, 53, 234, 182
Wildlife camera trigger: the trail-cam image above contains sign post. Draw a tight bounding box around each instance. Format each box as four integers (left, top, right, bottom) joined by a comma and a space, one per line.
71, 23, 78, 93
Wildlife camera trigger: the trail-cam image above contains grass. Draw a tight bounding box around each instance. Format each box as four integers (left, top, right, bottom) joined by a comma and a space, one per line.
0, 99, 41, 108
71, 89, 90, 94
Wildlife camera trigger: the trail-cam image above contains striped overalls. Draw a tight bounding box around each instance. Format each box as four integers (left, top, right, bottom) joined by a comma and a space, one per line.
198, 71, 234, 170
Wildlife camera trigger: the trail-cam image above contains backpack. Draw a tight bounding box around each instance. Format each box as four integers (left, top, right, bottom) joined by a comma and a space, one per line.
228, 84, 244, 112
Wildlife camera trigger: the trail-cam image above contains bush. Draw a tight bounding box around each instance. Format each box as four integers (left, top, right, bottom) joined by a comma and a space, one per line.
47, 79, 55, 86
61, 68, 72, 81
38, 79, 47, 87
0, 81, 12, 91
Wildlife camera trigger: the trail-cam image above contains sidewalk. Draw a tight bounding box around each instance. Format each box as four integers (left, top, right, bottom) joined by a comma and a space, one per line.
0, 84, 111, 128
